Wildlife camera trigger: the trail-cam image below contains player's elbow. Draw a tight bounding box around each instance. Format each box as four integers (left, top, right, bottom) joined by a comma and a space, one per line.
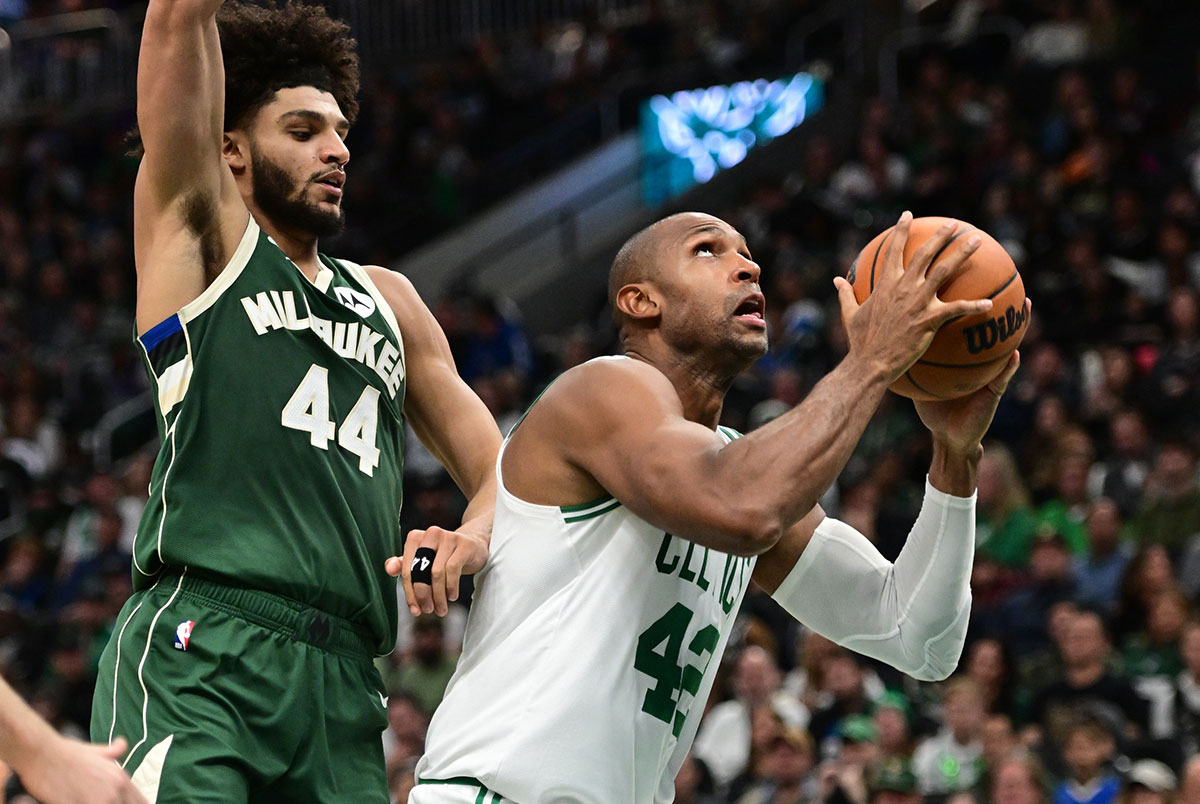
724, 517, 784, 556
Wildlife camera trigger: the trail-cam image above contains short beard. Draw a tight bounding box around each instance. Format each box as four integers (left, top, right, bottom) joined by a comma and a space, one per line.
250, 148, 345, 239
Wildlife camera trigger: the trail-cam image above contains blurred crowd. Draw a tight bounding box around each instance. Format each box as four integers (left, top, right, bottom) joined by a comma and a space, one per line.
2, 0, 1200, 802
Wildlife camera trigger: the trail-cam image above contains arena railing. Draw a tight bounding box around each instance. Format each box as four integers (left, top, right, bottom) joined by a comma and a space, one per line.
328, 0, 709, 63
0, 8, 136, 123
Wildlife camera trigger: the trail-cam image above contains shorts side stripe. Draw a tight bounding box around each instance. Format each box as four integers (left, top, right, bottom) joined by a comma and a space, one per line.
122, 571, 187, 769
107, 593, 149, 744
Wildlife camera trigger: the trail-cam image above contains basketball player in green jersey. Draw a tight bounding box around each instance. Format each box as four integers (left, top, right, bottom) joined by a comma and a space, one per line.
409, 212, 1027, 803
89, 2, 501, 802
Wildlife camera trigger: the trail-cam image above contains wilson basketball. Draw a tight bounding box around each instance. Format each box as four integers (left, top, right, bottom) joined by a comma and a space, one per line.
847, 216, 1028, 401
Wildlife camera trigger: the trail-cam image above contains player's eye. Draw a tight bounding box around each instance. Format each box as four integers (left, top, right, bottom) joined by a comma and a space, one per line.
694, 242, 716, 257
291, 131, 312, 141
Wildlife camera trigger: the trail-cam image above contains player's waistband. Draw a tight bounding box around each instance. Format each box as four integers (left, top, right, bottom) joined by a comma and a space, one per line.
416, 777, 506, 803
155, 568, 375, 660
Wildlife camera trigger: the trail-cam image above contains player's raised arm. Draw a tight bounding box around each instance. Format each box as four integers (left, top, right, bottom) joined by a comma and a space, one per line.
371, 268, 503, 617
133, 0, 247, 332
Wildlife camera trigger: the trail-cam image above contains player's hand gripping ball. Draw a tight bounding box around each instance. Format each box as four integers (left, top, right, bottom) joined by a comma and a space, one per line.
848, 216, 1029, 400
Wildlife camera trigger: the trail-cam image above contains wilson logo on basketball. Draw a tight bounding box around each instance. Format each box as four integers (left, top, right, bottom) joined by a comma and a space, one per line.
962, 304, 1028, 355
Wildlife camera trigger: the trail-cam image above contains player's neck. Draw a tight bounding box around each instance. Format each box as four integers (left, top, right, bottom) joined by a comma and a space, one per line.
255, 213, 324, 280
626, 344, 731, 430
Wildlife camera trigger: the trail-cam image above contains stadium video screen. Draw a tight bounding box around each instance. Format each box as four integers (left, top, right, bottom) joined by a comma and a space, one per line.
640, 72, 825, 205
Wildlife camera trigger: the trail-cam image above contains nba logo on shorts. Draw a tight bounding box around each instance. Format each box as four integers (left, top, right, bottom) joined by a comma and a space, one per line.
174, 620, 195, 651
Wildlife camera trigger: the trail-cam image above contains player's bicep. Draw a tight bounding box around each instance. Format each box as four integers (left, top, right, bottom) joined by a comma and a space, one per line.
559, 366, 773, 554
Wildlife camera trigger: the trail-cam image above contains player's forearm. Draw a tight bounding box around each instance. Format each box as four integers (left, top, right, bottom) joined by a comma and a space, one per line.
718, 352, 890, 537
147, 0, 224, 25
0, 678, 58, 775
458, 471, 497, 548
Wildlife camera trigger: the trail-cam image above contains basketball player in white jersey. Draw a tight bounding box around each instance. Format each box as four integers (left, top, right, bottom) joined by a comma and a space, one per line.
401, 211, 1024, 804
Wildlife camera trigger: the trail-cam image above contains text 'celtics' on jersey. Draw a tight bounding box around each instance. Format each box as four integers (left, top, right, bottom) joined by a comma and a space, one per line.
134, 216, 406, 653
418, 365, 753, 803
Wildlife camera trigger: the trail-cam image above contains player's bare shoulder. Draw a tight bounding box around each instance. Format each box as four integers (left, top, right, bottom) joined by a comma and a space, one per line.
525, 356, 685, 442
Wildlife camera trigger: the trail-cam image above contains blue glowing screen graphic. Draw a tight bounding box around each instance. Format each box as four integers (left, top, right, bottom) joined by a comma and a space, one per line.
640, 73, 824, 204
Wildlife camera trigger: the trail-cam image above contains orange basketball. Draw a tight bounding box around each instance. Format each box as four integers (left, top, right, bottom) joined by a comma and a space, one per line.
847, 216, 1029, 401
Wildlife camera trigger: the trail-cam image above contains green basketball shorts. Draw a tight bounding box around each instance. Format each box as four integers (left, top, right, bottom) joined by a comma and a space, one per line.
91, 569, 389, 803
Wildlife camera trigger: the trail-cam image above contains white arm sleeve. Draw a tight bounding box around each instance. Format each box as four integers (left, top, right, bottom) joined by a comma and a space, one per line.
771, 478, 975, 681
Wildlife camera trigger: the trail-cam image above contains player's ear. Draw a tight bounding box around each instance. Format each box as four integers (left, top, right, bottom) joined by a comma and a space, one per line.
616, 283, 660, 323
223, 131, 248, 175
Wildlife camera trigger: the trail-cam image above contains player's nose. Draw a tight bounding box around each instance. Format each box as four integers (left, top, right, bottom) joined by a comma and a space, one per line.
733, 255, 760, 284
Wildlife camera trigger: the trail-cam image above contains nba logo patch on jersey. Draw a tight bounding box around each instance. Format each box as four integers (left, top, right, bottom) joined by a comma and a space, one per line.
334, 286, 376, 318
174, 620, 195, 651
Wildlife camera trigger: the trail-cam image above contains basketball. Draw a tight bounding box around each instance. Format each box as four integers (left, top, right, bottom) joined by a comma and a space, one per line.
847, 216, 1029, 401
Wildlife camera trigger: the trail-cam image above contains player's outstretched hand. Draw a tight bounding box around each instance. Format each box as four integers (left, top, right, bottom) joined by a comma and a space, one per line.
20, 735, 147, 804
386, 525, 489, 617
913, 322, 1025, 452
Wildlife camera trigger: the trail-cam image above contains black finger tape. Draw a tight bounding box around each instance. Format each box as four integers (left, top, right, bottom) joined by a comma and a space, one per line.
411, 547, 436, 585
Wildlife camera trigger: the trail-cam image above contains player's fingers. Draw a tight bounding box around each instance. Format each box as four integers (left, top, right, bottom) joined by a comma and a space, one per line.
400, 529, 425, 616
833, 276, 860, 326
443, 545, 468, 604
101, 736, 128, 760
906, 218, 960, 280
878, 210, 913, 284
427, 530, 453, 616
933, 297, 992, 326
987, 350, 1022, 396
925, 234, 982, 289
384, 556, 403, 577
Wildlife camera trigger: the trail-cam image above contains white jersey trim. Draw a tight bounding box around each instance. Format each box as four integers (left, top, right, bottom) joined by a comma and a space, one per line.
177, 215, 259, 324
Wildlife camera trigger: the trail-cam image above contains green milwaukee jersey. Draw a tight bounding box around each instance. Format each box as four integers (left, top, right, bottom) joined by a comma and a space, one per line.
134, 216, 406, 654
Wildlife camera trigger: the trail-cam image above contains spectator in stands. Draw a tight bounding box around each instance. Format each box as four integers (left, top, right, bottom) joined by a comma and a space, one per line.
1179, 756, 1200, 804
1000, 529, 1078, 660
1135, 439, 1200, 558
1170, 619, 1200, 757
1073, 498, 1134, 616
809, 650, 880, 748
1114, 545, 1178, 643
975, 444, 1039, 567
867, 756, 923, 804
990, 752, 1053, 804
1087, 408, 1152, 518
913, 677, 986, 796
817, 716, 879, 804
1052, 714, 1121, 804
693, 645, 807, 789
734, 726, 817, 804
383, 615, 459, 716
675, 751, 721, 804
381, 693, 427, 775
1035, 453, 1092, 556
1028, 608, 1148, 750
1121, 588, 1190, 679
873, 690, 916, 759
963, 636, 1019, 720
1122, 760, 1178, 804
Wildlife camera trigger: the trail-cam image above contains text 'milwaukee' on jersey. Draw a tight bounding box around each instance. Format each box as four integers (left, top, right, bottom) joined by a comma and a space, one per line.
418, 386, 753, 803
134, 216, 406, 654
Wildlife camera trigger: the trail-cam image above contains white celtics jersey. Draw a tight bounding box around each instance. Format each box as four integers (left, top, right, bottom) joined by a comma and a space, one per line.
416, 400, 754, 802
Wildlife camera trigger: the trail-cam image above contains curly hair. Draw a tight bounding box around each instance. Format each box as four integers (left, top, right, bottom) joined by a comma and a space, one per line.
218, 0, 360, 131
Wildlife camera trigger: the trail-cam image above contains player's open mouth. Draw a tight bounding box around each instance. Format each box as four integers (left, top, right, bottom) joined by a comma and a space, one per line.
316, 172, 346, 197
733, 293, 765, 325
